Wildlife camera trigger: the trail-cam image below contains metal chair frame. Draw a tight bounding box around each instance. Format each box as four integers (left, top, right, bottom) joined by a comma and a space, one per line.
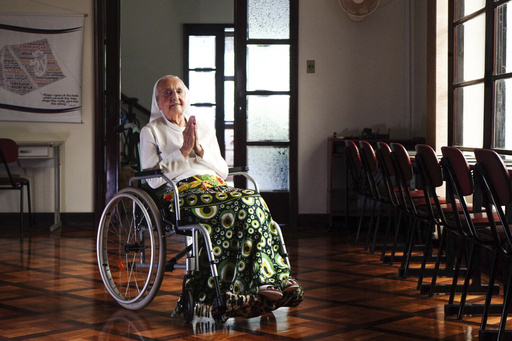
0, 138, 32, 233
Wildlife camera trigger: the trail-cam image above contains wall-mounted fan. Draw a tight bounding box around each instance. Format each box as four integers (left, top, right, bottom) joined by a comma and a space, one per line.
338, 0, 391, 22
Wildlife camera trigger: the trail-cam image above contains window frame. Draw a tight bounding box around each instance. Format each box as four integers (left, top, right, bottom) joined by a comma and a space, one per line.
449, 0, 512, 154
183, 24, 234, 158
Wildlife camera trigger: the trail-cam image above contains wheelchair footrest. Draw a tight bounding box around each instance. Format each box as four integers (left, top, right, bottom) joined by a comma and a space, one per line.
213, 295, 224, 310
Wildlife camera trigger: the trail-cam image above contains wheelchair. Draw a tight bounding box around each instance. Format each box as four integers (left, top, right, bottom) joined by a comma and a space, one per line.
96, 132, 301, 323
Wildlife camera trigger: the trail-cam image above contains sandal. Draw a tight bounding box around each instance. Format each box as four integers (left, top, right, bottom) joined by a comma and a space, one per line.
258, 285, 283, 301
283, 279, 300, 292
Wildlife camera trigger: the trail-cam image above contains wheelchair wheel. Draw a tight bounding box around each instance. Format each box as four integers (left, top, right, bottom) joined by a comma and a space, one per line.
182, 290, 195, 323
97, 187, 167, 310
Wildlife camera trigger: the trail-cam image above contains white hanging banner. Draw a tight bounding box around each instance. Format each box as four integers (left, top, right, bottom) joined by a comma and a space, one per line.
0, 13, 84, 123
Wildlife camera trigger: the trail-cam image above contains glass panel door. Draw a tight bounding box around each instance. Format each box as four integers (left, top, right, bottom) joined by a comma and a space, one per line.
235, 0, 298, 225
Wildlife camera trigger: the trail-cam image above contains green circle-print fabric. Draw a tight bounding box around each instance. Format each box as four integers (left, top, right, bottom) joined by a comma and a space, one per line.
164, 175, 292, 306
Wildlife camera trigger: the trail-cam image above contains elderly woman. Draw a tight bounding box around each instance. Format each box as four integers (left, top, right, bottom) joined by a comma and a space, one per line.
140, 75, 302, 322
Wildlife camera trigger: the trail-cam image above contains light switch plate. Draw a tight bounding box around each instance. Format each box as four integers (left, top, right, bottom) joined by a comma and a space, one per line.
307, 60, 315, 73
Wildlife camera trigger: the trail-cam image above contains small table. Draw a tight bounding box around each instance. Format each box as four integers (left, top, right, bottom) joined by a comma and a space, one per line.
17, 141, 63, 232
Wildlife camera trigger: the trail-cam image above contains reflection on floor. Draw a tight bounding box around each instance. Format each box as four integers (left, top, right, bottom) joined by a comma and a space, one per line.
0, 222, 506, 340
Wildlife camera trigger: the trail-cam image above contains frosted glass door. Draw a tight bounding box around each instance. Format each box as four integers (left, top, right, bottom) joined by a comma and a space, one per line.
245, 0, 290, 191
235, 0, 297, 225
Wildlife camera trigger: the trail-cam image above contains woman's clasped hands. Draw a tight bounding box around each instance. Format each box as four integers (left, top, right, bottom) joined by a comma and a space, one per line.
180, 115, 204, 158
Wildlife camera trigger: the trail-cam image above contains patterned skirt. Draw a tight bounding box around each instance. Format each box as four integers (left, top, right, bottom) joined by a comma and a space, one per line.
164, 174, 303, 322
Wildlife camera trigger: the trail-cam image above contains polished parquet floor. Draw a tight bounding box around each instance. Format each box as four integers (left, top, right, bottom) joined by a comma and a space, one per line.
0, 221, 509, 340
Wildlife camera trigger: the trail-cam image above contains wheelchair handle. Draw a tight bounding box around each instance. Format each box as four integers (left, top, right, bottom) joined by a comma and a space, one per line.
228, 167, 259, 193
228, 166, 248, 173
114, 122, 138, 133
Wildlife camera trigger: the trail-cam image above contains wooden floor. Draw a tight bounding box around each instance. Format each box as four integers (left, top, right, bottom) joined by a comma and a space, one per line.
0, 221, 509, 340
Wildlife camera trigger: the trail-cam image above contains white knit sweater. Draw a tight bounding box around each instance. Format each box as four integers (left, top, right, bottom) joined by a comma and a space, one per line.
140, 115, 229, 189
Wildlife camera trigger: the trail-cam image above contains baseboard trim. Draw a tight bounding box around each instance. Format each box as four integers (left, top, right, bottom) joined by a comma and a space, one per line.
0, 212, 95, 227
297, 214, 329, 228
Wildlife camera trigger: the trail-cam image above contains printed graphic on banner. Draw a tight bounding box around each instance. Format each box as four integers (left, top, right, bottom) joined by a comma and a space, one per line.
0, 13, 84, 123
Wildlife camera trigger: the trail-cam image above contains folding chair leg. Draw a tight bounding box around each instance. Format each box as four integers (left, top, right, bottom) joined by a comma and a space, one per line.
380, 207, 395, 261
369, 202, 383, 254
497, 263, 512, 340
417, 221, 435, 290
364, 200, 376, 251
400, 218, 418, 279
429, 226, 447, 296
26, 183, 32, 227
19, 187, 24, 234
458, 241, 476, 319
480, 251, 498, 333
355, 196, 368, 243
448, 243, 464, 303
388, 211, 403, 266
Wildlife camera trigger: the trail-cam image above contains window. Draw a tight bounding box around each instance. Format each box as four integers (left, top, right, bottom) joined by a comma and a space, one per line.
494, 2, 512, 149
450, 0, 512, 151
184, 25, 235, 166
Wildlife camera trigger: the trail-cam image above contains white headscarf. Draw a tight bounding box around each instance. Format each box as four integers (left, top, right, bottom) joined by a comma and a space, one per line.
150, 75, 191, 122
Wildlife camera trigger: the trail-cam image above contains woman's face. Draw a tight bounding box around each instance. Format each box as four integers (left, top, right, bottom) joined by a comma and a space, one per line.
156, 77, 187, 120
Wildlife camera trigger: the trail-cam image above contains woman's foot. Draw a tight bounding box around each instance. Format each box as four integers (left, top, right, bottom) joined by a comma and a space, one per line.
258, 285, 283, 301
283, 279, 300, 293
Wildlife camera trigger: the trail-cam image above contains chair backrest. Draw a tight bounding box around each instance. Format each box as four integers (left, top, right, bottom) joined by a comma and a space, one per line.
390, 142, 419, 212
414, 144, 447, 223
474, 148, 512, 206
390, 142, 414, 181
441, 146, 478, 239
441, 146, 473, 197
344, 140, 364, 193
375, 141, 399, 206
344, 140, 362, 171
0, 138, 18, 186
376, 142, 395, 178
358, 140, 381, 198
0, 138, 19, 163
358, 140, 378, 172
474, 148, 512, 251
415, 144, 443, 188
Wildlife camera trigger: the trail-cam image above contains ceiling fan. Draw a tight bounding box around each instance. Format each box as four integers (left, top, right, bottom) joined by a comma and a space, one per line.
338, 0, 393, 22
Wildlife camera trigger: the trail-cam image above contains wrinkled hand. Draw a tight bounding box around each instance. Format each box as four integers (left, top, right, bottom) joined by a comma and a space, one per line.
180, 116, 204, 158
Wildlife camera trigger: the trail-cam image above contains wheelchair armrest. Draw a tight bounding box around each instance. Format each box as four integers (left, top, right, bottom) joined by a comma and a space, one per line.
134, 169, 163, 178
129, 169, 166, 186
130, 168, 178, 194
228, 166, 249, 173
129, 169, 182, 222
228, 166, 259, 193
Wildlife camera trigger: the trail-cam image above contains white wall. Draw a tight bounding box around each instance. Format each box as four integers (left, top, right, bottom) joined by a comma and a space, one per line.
298, 0, 427, 214
0, 0, 428, 219
0, 0, 94, 214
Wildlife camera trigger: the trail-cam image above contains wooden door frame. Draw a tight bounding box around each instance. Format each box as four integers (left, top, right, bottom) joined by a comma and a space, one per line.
94, 0, 121, 226
234, 0, 298, 227
94, 0, 298, 227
